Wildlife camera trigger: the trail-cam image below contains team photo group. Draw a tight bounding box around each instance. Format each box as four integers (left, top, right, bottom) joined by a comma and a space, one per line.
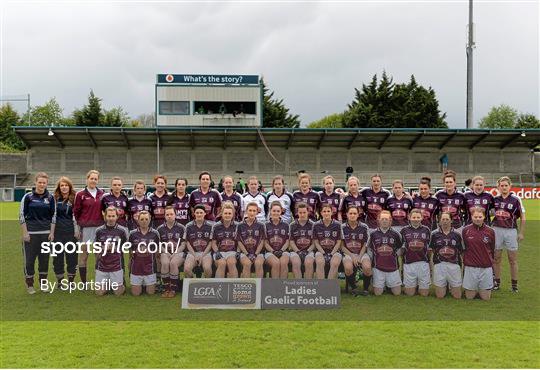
20, 168, 525, 301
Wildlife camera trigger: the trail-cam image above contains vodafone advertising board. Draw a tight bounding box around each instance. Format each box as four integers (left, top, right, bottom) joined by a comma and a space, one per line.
484, 187, 539, 199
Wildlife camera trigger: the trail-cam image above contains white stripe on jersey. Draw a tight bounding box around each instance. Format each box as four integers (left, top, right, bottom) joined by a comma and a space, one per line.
242, 192, 267, 222
267, 191, 294, 223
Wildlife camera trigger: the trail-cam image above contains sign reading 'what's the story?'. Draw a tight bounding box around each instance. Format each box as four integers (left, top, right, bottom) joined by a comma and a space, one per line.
157, 74, 259, 85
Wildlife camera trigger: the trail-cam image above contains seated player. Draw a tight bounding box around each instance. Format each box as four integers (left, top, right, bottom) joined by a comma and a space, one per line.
94, 206, 128, 296
129, 211, 160, 296
369, 211, 402, 296
314, 204, 343, 279
157, 206, 186, 298
184, 205, 214, 278
400, 209, 432, 297
341, 205, 370, 295
264, 201, 290, 278
430, 212, 464, 299
212, 202, 239, 278
289, 202, 316, 279
237, 202, 266, 278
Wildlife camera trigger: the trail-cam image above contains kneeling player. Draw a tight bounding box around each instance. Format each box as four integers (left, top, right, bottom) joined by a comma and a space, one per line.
237, 202, 266, 278
264, 201, 290, 278
369, 211, 402, 295
184, 205, 214, 278
462, 207, 495, 300
400, 209, 432, 296
157, 206, 186, 298
94, 207, 128, 296
212, 202, 239, 278
289, 203, 315, 278
430, 212, 464, 299
341, 205, 370, 295
129, 211, 160, 296
314, 204, 343, 279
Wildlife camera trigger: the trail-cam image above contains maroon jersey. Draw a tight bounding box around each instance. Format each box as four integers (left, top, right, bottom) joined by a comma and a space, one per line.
462, 223, 496, 268
368, 228, 402, 272
236, 220, 265, 254
412, 194, 439, 229
73, 187, 105, 228
361, 187, 391, 228
313, 220, 342, 253
400, 225, 432, 264
188, 188, 222, 221
101, 192, 129, 227
94, 224, 129, 272
265, 220, 290, 252
386, 195, 413, 227
184, 220, 212, 253
492, 194, 524, 229
289, 220, 314, 251
168, 193, 190, 226
157, 222, 185, 254
129, 228, 160, 276
127, 196, 153, 230
430, 228, 464, 265
220, 191, 243, 222
435, 189, 466, 229
149, 192, 169, 228
341, 221, 369, 255
338, 193, 366, 221
292, 190, 320, 221
463, 191, 494, 225
318, 191, 341, 220
211, 221, 238, 253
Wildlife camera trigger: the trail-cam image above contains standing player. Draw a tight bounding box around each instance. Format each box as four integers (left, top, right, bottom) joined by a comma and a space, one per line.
368, 211, 402, 296
289, 203, 316, 279
361, 174, 391, 231
157, 206, 186, 298
341, 205, 371, 295
386, 180, 413, 233
129, 211, 160, 296
127, 180, 153, 231
101, 177, 129, 227
430, 212, 464, 299
20, 172, 56, 294
313, 204, 343, 279
264, 201, 290, 278
318, 175, 341, 220
212, 202, 239, 278
293, 173, 320, 221
400, 209, 432, 297
242, 176, 268, 222
184, 205, 213, 278
73, 170, 104, 284
435, 170, 466, 234
463, 176, 494, 225
462, 207, 496, 300
94, 206, 128, 296
167, 178, 190, 226
188, 171, 222, 222
52, 176, 78, 284
220, 175, 244, 222
237, 202, 266, 278
149, 175, 170, 229
266, 175, 294, 223
338, 176, 365, 222
412, 177, 439, 230
492, 176, 526, 292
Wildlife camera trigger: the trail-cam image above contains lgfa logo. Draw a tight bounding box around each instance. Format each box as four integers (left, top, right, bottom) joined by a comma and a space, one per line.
192, 284, 223, 299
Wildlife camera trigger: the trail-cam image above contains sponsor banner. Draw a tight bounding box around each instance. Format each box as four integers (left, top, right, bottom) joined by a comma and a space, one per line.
261, 279, 340, 309
181, 278, 261, 309
157, 74, 259, 85
485, 187, 540, 199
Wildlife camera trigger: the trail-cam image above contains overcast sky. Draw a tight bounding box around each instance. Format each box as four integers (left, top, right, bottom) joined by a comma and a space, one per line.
1, 0, 538, 128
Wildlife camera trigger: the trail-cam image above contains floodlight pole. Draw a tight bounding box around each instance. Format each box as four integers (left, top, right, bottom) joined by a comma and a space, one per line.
466, 0, 475, 129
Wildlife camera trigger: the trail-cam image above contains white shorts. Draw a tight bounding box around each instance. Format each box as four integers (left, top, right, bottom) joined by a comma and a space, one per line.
433, 262, 462, 288
373, 268, 402, 289
289, 251, 315, 260
81, 226, 97, 243
214, 251, 238, 261
130, 273, 157, 286
264, 251, 290, 260
95, 269, 124, 286
463, 266, 493, 291
403, 261, 431, 289
343, 253, 370, 263
494, 227, 519, 251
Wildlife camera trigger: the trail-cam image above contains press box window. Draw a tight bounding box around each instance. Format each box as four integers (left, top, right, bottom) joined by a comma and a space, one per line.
194, 101, 256, 115
159, 101, 190, 115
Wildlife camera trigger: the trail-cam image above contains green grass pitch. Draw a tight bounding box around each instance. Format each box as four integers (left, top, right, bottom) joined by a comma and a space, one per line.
1, 200, 539, 368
